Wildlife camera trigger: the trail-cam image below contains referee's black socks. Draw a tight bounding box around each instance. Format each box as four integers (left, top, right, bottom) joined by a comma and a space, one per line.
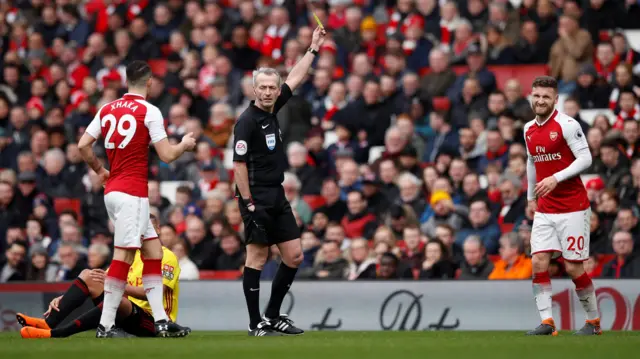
265, 262, 298, 319
243, 267, 263, 329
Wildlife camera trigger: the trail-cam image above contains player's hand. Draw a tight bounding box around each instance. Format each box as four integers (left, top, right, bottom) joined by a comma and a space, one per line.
534, 176, 558, 198
526, 200, 537, 218
181, 132, 197, 152
44, 296, 63, 317
89, 269, 106, 284
310, 26, 326, 50
97, 168, 109, 187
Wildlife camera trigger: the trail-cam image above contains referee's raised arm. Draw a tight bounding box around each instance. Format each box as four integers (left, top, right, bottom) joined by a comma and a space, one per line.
284, 26, 327, 92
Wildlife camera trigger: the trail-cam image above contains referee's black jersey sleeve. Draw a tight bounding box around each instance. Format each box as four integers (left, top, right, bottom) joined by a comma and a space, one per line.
274, 83, 293, 114
233, 117, 253, 162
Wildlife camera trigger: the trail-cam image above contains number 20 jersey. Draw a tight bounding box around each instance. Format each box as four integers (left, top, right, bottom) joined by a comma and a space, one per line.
85, 93, 167, 198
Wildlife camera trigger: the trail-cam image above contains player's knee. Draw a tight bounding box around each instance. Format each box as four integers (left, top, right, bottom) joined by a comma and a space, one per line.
141, 239, 162, 260
283, 251, 304, 268
563, 261, 584, 277
531, 253, 551, 272
245, 245, 269, 269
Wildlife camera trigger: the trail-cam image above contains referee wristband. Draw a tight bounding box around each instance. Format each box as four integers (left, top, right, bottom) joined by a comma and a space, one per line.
244, 197, 255, 208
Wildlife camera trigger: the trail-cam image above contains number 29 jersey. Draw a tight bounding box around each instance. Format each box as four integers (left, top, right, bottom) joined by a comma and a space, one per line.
85, 93, 167, 198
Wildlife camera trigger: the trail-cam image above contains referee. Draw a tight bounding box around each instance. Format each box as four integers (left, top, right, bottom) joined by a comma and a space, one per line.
234, 26, 326, 336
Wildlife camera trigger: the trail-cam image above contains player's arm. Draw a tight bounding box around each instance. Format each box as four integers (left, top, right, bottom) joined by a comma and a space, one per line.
233, 118, 254, 205
284, 26, 326, 92
525, 146, 537, 201
78, 112, 108, 176
553, 120, 592, 183
124, 284, 146, 300
146, 106, 196, 163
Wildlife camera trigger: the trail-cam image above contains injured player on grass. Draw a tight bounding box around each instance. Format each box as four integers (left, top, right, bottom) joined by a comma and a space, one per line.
17, 214, 188, 338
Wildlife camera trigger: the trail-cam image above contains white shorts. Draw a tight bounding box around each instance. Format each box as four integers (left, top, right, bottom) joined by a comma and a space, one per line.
531, 208, 591, 262
104, 191, 157, 249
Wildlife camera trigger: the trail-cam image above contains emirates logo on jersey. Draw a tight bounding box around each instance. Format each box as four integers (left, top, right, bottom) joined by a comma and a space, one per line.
549, 131, 558, 141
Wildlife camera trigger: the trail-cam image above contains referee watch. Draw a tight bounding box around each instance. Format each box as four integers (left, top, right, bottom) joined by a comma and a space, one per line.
308, 47, 319, 56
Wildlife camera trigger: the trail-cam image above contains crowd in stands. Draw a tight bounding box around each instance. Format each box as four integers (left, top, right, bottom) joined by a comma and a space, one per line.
2, 0, 640, 283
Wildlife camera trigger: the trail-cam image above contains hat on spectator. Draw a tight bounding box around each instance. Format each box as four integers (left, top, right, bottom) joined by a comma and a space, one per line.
361, 16, 376, 32
33, 194, 49, 208
306, 127, 324, 139
320, 40, 338, 55
18, 171, 37, 183
585, 177, 605, 191
430, 190, 452, 206
406, 14, 425, 30
102, 70, 123, 88
26, 97, 45, 114
399, 145, 417, 158
578, 64, 597, 78
202, 163, 217, 172
167, 52, 182, 63
71, 91, 89, 108
184, 204, 203, 218
389, 204, 405, 219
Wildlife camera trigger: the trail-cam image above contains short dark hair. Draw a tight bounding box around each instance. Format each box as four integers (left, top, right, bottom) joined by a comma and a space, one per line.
532, 76, 558, 91
126, 61, 152, 88
59, 209, 78, 221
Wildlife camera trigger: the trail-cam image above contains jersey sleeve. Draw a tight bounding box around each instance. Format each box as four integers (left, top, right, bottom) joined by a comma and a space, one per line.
144, 105, 169, 144
161, 250, 180, 290
523, 123, 537, 201
273, 83, 293, 114
233, 117, 253, 162
562, 118, 589, 153
85, 110, 102, 139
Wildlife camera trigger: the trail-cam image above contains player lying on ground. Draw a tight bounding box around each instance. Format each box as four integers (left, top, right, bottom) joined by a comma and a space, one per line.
78, 60, 195, 337
524, 76, 600, 336
17, 215, 187, 338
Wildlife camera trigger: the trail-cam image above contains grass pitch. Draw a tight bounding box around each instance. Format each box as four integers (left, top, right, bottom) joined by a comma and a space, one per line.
1, 331, 638, 359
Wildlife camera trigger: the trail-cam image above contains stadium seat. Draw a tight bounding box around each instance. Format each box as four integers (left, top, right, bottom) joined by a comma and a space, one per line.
160, 181, 193, 204
499, 223, 514, 234
323, 130, 338, 148
451, 65, 468, 75
223, 148, 234, 170
487, 65, 548, 94
579, 109, 615, 126
148, 59, 167, 76
368, 146, 385, 164
624, 30, 640, 52
53, 198, 82, 225
199, 270, 242, 280
302, 195, 326, 210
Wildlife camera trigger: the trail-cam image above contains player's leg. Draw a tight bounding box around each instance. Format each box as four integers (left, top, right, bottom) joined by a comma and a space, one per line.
21, 298, 133, 339
526, 212, 561, 336
558, 209, 601, 335
140, 216, 190, 337
17, 270, 98, 330
263, 198, 304, 335
98, 192, 139, 337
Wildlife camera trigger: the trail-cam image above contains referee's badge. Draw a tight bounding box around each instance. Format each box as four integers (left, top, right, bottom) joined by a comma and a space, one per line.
266, 134, 276, 150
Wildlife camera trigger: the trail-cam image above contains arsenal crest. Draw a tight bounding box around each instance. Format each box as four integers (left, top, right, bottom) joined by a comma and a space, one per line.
549, 131, 558, 141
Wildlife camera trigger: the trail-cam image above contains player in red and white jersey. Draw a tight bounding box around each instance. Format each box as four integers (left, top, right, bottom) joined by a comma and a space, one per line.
523, 76, 601, 336
78, 61, 195, 338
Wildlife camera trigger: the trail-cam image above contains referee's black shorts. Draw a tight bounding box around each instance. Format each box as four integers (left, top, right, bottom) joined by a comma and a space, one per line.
239, 185, 300, 246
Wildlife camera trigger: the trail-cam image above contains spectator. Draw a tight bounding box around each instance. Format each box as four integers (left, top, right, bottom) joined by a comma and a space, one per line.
400, 225, 425, 270
341, 190, 377, 239
421, 190, 467, 238
377, 252, 413, 280
82, 170, 109, 236
455, 199, 501, 254
418, 238, 456, 279
424, 111, 459, 163
396, 172, 426, 216
287, 142, 323, 196
599, 138, 631, 190
514, 20, 550, 64
0, 241, 27, 282
497, 171, 527, 225
87, 243, 110, 270
549, 15, 593, 92
601, 231, 640, 278
419, 47, 457, 99
571, 64, 611, 109
53, 243, 86, 282
215, 230, 244, 270
485, 22, 516, 65
459, 236, 495, 280
612, 207, 640, 243
347, 238, 377, 280
26, 244, 56, 282
478, 129, 509, 173
488, 232, 532, 280
184, 217, 217, 270
56, 5, 90, 46
300, 241, 348, 280
171, 240, 200, 281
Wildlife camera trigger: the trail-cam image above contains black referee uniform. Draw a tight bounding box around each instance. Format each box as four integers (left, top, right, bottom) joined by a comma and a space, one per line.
233, 83, 300, 245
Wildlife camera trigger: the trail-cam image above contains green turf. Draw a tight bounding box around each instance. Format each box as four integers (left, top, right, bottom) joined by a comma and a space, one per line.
1, 331, 639, 359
